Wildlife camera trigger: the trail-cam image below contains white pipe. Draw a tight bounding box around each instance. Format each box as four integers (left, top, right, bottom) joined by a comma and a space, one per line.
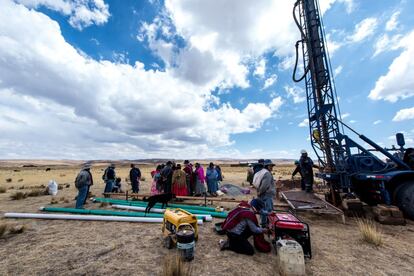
4, 212, 203, 225
111, 205, 213, 222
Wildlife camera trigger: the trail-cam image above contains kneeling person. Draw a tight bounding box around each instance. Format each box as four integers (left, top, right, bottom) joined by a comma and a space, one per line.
219, 200, 270, 255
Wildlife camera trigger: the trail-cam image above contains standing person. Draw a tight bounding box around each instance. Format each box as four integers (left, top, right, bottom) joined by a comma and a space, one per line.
257, 159, 276, 227
216, 165, 223, 185
219, 200, 270, 255
206, 162, 219, 196
246, 164, 254, 186
160, 161, 173, 193
183, 160, 194, 196
75, 164, 93, 209
172, 164, 188, 196
297, 150, 314, 193
129, 163, 141, 194
103, 164, 116, 196
194, 163, 206, 196
83, 162, 93, 204
291, 160, 305, 190
150, 165, 162, 195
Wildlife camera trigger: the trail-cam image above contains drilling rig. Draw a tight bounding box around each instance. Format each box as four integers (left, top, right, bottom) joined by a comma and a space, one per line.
292, 0, 414, 219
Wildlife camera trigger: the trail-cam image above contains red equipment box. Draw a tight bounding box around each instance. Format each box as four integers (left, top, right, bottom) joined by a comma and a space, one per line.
267, 211, 312, 258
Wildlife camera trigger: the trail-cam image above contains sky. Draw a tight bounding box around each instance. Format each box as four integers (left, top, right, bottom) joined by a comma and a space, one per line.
0, 0, 414, 160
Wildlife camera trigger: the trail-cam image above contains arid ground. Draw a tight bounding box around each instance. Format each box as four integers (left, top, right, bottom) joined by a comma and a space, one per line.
0, 161, 413, 276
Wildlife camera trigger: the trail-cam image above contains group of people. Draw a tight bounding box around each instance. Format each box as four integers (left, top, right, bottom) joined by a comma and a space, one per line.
150, 160, 223, 197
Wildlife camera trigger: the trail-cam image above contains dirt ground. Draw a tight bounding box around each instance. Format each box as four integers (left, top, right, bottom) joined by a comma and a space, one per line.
0, 161, 413, 276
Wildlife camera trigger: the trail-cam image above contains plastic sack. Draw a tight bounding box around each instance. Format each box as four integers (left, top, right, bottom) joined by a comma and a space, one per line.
48, 180, 58, 196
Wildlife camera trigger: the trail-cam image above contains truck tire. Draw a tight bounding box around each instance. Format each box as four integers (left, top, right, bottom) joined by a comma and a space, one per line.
395, 181, 414, 220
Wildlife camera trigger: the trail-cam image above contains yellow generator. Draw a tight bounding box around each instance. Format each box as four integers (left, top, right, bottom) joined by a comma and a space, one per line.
162, 208, 198, 261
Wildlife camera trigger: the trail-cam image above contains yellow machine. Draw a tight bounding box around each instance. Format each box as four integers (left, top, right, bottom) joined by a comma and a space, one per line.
162, 208, 198, 249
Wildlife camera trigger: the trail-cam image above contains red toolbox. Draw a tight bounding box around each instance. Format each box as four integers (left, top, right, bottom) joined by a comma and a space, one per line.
267, 211, 312, 258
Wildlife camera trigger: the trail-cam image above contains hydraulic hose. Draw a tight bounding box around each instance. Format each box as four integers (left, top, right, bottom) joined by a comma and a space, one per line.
292, 0, 309, 83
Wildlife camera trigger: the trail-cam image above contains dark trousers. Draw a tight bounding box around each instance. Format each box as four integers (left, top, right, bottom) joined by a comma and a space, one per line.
83, 185, 90, 204
131, 181, 139, 193
227, 232, 254, 256
303, 176, 313, 192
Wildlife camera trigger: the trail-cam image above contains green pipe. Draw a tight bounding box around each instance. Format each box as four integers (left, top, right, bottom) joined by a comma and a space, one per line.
42, 206, 209, 220
93, 198, 228, 218
94, 197, 219, 212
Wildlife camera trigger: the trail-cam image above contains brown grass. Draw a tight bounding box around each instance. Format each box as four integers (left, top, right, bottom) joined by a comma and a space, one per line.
357, 218, 383, 246
0, 223, 7, 238
18, 179, 24, 182
10, 192, 28, 200
0, 187, 6, 193
6, 178, 12, 183
161, 254, 192, 276
8, 225, 26, 235
50, 198, 59, 204
27, 189, 47, 197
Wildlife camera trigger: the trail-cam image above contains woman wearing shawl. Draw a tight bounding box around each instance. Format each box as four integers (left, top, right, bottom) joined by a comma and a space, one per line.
194, 163, 206, 196
219, 199, 270, 255
206, 162, 219, 196
150, 164, 162, 195
172, 164, 188, 196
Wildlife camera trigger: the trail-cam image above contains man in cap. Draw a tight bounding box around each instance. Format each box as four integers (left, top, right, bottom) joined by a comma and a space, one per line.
292, 160, 305, 190
256, 159, 276, 227
296, 150, 315, 193
75, 163, 93, 209
103, 163, 116, 196
129, 163, 141, 193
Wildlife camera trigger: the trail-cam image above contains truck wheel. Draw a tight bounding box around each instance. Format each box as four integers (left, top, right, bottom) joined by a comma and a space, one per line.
395, 181, 414, 220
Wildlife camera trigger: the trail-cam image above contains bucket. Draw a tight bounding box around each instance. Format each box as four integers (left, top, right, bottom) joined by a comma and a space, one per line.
176, 228, 195, 262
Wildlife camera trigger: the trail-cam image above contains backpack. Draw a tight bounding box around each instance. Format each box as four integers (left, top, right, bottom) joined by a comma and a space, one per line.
102, 167, 109, 180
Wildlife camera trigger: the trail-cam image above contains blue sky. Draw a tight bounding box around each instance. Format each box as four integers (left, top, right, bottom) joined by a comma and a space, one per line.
0, 0, 414, 160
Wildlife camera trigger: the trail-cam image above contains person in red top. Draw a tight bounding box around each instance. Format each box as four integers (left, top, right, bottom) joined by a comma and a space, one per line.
219, 199, 270, 255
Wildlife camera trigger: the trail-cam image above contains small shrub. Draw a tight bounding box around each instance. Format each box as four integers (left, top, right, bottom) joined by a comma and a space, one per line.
0, 187, 6, 193
65, 183, 70, 188
60, 174, 66, 177
356, 218, 383, 246
0, 223, 7, 237
10, 192, 28, 200
141, 177, 146, 181
18, 179, 23, 182
27, 189, 47, 197
100, 202, 109, 208
9, 225, 26, 234
6, 178, 12, 183
18, 186, 25, 190
50, 198, 59, 204
57, 184, 63, 190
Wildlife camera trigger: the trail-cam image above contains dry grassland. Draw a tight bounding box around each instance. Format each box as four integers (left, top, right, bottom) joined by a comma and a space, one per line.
0, 161, 413, 275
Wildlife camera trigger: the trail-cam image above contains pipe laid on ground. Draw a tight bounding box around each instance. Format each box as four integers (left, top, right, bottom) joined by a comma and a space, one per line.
93, 197, 218, 212
5, 212, 203, 225
111, 205, 213, 222
40, 206, 207, 223
93, 198, 227, 218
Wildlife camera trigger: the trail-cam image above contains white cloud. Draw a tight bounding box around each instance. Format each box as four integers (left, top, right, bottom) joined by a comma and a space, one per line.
373, 33, 403, 57
373, 120, 382, 125
284, 85, 306, 104
0, 0, 283, 159
385, 11, 400, 32
263, 74, 278, 90
369, 31, 414, 102
347, 17, 378, 43
15, 0, 110, 30
254, 58, 266, 78
349, 120, 357, 124
298, 118, 309, 127
319, 0, 355, 15
334, 65, 343, 77
393, 107, 414, 122
269, 96, 283, 112
341, 113, 350, 119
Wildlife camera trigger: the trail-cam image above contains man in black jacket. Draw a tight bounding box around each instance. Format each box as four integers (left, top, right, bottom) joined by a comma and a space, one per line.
129, 164, 141, 193
160, 161, 173, 193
